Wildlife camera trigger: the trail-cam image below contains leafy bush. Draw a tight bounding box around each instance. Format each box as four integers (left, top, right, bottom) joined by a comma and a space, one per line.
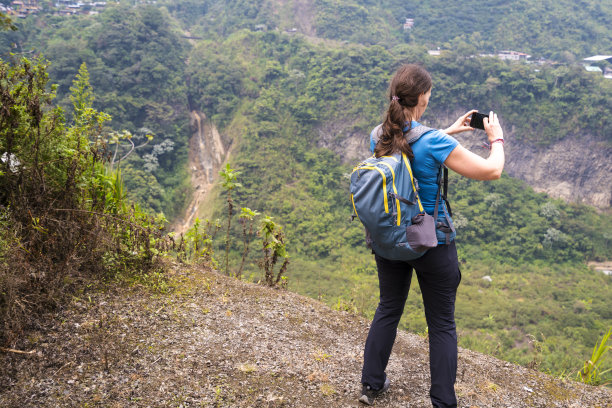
0, 4, 192, 218
0, 59, 168, 345
174, 218, 220, 265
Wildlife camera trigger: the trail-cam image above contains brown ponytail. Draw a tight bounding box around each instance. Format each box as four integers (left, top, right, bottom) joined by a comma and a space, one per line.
374, 64, 432, 159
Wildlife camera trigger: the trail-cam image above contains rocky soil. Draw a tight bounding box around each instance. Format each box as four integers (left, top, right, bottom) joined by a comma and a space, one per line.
1, 265, 610, 407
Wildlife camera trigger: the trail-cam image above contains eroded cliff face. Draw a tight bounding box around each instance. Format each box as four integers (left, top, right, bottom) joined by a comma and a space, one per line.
502, 135, 610, 209
173, 111, 227, 234
318, 112, 611, 210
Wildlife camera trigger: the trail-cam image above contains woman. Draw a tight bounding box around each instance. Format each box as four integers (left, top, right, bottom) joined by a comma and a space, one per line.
359, 64, 505, 407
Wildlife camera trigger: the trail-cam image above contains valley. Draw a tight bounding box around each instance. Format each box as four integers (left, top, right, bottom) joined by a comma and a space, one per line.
1, 0, 610, 389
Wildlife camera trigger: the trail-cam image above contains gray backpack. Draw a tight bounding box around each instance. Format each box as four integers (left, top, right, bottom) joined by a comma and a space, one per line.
350, 125, 455, 260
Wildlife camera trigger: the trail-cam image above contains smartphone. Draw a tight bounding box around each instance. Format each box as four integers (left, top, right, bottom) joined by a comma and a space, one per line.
469, 112, 488, 130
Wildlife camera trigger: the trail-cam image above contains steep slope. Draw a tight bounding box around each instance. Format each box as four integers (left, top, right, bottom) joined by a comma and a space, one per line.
176, 30, 610, 379
173, 111, 227, 235
1, 267, 610, 407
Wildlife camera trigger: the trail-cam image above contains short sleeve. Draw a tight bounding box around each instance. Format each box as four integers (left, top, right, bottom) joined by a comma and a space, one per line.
425, 130, 459, 165
369, 124, 382, 153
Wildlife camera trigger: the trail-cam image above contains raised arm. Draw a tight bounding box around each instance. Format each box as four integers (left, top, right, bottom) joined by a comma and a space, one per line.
444, 111, 505, 181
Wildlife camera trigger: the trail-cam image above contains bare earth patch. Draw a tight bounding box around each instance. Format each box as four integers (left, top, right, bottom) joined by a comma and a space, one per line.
1, 265, 610, 407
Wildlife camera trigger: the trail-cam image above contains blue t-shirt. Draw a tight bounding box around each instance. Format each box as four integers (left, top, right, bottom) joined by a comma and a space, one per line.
369, 121, 459, 243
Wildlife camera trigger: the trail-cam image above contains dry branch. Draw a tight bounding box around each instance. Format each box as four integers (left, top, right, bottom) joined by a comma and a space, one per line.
0, 347, 36, 355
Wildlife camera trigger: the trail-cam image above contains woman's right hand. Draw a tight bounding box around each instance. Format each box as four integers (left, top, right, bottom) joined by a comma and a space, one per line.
483, 111, 503, 143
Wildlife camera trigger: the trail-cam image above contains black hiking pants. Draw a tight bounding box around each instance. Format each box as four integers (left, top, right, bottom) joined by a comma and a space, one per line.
361, 241, 461, 408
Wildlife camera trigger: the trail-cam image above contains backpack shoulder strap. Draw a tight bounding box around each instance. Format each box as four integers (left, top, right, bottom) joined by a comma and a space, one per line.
405, 124, 434, 144
370, 124, 435, 147
434, 165, 455, 244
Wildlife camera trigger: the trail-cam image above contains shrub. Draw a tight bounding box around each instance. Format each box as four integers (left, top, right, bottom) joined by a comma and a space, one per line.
0, 59, 168, 345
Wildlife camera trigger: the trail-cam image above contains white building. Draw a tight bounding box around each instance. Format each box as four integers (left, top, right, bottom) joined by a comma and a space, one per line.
498, 50, 531, 61
582, 55, 612, 79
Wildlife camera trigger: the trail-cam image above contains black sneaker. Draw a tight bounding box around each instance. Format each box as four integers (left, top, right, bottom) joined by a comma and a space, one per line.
358, 377, 390, 405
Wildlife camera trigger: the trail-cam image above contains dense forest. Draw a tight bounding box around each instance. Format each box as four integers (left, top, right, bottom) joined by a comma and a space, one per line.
1, 5, 192, 218
161, 0, 612, 59
1, 0, 610, 384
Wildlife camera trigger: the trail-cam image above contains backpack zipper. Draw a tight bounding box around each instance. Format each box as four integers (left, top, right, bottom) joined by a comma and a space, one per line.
377, 161, 401, 226
352, 166, 389, 214
350, 193, 360, 221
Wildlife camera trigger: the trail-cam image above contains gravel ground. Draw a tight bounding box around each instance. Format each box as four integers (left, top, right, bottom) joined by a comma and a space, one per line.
1, 264, 610, 407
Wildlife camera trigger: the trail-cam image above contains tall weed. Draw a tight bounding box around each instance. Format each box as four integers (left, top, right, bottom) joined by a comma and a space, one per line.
219, 163, 241, 276
258, 216, 289, 287
577, 328, 612, 386
175, 218, 220, 265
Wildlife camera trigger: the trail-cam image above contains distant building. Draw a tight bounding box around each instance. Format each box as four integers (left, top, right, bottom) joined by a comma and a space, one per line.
58, 8, 76, 15
584, 65, 603, 73
582, 55, 612, 79
583, 55, 612, 63
403, 18, 414, 31
10, 0, 40, 17
498, 50, 531, 61
428, 49, 441, 56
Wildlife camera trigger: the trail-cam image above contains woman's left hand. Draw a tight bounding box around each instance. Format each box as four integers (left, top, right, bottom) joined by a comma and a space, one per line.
443, 110, 477, 135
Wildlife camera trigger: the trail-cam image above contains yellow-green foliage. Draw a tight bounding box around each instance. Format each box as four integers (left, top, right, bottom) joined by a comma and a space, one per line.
0, 57, 170, 344
577, 328, 611, 386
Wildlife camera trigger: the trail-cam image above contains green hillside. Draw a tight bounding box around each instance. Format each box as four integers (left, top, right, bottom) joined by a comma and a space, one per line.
1, 0, 610, 383
1, 5, 192, 218
190, 30, 610, 378
160, 0, 612, 58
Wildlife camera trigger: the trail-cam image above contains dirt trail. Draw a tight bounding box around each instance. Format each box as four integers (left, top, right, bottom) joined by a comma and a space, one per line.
172, 111, 226, 235
588, 261, 612, 275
